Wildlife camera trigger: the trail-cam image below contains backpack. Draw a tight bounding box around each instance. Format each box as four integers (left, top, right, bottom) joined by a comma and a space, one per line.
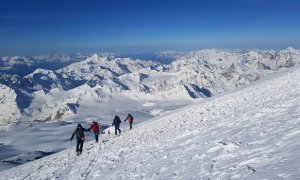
128, 114, 133, 122
117, 116, 121, 124
92, 122, 100, 133
75, 127, 85, 139
113, 116, 121, 125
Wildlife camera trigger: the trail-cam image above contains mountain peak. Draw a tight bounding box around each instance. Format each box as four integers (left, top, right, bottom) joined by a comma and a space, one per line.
285, 47, 297, 52
90, 53, 99, 60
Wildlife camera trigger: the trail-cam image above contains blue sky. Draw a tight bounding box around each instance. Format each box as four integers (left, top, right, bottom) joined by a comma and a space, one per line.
0, 0, 300, 56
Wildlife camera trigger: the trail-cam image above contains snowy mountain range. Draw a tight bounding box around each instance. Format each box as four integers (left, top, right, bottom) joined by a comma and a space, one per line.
0, 53, 92, 77
0, 58, 299, 179
0, 48, 299, 130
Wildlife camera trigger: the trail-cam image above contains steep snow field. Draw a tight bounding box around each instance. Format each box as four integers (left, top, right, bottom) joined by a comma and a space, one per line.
0, 66, 299, 179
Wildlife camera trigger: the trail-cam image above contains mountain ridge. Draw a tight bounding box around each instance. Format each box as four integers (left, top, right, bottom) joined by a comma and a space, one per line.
0, 48, 299, 129
1, 61, 299, 179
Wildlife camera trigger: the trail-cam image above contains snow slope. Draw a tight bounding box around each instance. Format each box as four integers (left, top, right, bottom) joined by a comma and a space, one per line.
0, 66, 299, 179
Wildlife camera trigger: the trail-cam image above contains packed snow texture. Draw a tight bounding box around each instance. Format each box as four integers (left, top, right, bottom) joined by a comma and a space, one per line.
0, 65, 299, 179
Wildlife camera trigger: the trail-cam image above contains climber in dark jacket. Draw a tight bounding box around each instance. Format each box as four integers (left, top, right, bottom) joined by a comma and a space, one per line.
71, 124, 90, 155
112, 115, 121, 135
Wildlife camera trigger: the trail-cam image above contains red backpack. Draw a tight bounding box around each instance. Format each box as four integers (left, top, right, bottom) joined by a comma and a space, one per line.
128, 114, 133, 122
91, 122, 100, 133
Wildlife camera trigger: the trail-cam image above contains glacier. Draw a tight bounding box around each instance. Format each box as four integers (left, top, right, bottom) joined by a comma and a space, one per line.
0, 58, 299, 179
0, 48, 299, 173
0, 48, 299, 128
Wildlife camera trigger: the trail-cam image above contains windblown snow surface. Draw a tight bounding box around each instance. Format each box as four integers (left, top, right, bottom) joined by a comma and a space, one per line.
0, 66, 299, 179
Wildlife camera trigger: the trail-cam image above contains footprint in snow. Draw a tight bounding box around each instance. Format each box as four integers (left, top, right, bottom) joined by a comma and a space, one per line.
160, 166, 168, 172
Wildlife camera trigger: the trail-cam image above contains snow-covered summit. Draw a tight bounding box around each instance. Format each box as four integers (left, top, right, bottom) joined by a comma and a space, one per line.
25, 68, 58, 79
57, 53, 159, 80
0, 84, 21, 130
1, 63, 299, 179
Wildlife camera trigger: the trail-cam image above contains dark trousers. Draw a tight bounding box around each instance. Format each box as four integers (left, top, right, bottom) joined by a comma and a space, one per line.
76, 138, 84, 153
94, 132, 99, 142
114, 125, 121, 135
129, 121, 133, 129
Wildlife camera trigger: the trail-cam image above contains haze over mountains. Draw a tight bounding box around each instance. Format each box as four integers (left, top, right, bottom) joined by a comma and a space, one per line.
0, 48, 299, 130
